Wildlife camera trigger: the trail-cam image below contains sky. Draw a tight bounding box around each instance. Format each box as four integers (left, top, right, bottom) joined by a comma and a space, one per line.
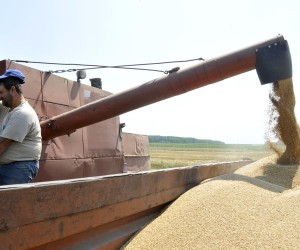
1, 0, 299, 144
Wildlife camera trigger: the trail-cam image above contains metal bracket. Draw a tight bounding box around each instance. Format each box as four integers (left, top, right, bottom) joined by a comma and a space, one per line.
256, 40, 292, 85
47, 119, 57, 129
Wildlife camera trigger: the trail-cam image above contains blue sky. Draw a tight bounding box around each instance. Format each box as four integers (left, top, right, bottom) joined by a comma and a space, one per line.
1, 0, 299, 144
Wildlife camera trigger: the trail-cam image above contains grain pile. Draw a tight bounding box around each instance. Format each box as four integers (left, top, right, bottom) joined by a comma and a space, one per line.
123, 79, 300, 250
123, 160, 300, 249
235, 155, 300, 189
123, 172, 300, 250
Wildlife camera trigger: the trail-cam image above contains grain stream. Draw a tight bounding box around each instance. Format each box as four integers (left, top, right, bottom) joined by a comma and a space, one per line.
266, 78, 300, 164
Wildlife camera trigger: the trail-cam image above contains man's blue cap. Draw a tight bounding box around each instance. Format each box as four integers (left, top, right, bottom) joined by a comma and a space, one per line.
0, 69, 25, 83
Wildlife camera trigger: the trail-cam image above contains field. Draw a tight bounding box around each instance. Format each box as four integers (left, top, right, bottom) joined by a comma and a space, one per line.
149, 143, 275, 169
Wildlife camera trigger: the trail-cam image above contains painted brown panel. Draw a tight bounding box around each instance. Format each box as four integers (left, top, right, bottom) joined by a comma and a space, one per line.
27, 99, 47, 121
125, 156, 150, 172
34, 159, 85, 182
40, 130, 84, 160
122, 133, 149, 156
41, 103, 84, 159
79, 84, 112, 107
67, 80, 81, 108
40, 129, 84, 160
42, 72, 69, 106
82, 119, 123, 158
80, 84, 123, 158
83, 157, 124, 177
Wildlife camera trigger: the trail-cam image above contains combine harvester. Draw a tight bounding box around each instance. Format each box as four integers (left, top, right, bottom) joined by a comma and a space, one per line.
0, 34, 292, 249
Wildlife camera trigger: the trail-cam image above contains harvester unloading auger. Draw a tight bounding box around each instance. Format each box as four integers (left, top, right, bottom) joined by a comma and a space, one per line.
40, 34, 292, 140
0, 35, 294, 250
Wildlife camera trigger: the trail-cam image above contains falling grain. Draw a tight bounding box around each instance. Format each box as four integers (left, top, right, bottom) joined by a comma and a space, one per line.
266, 78, 300, 164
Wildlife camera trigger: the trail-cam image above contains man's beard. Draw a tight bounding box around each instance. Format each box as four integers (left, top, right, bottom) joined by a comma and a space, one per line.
2, 100, 9, 107
2, 95, 12, 108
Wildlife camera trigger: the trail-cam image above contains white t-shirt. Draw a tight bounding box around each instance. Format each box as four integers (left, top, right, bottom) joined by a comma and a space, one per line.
0, 101, 42, 164
0, 102, 9, 122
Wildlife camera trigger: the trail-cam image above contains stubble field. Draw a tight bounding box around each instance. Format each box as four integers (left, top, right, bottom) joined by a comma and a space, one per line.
149, 143, 274, 169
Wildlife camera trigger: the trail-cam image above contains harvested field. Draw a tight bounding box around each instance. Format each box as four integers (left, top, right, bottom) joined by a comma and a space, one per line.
150, 143, 273, 169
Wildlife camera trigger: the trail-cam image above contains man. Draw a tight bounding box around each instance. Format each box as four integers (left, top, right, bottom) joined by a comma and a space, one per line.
0, 69, 41, 185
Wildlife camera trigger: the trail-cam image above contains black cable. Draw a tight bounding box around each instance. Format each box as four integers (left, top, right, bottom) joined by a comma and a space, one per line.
49, 66, 167, 74
12, 58, 204, 67
11, 58, 204, 75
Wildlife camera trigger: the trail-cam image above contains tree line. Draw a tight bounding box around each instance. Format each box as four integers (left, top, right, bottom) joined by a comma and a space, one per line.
148, 135, 225, 144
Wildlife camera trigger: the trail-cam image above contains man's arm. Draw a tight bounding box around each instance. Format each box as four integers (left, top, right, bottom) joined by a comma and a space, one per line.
0, 137, 13, 156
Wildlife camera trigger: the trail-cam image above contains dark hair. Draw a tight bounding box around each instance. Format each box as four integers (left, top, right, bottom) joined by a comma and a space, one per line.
0, 77, 23, 94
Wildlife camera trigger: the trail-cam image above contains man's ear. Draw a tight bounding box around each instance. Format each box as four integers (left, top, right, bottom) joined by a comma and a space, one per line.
10, 86, 16, 95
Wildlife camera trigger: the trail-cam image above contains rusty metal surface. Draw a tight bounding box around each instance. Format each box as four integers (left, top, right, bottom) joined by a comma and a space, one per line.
67, 79, 81, 108
42, 73, 70, 106
122, 133, 149, 156
0, 160, 252, 250
83, 157, 124, 177
35, 159, 85, 182
122, 133, 150, 171
31, 207, 163, 250
39, 35, 286, 140
125, 155, 150, 172
34, 157, 124, 182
